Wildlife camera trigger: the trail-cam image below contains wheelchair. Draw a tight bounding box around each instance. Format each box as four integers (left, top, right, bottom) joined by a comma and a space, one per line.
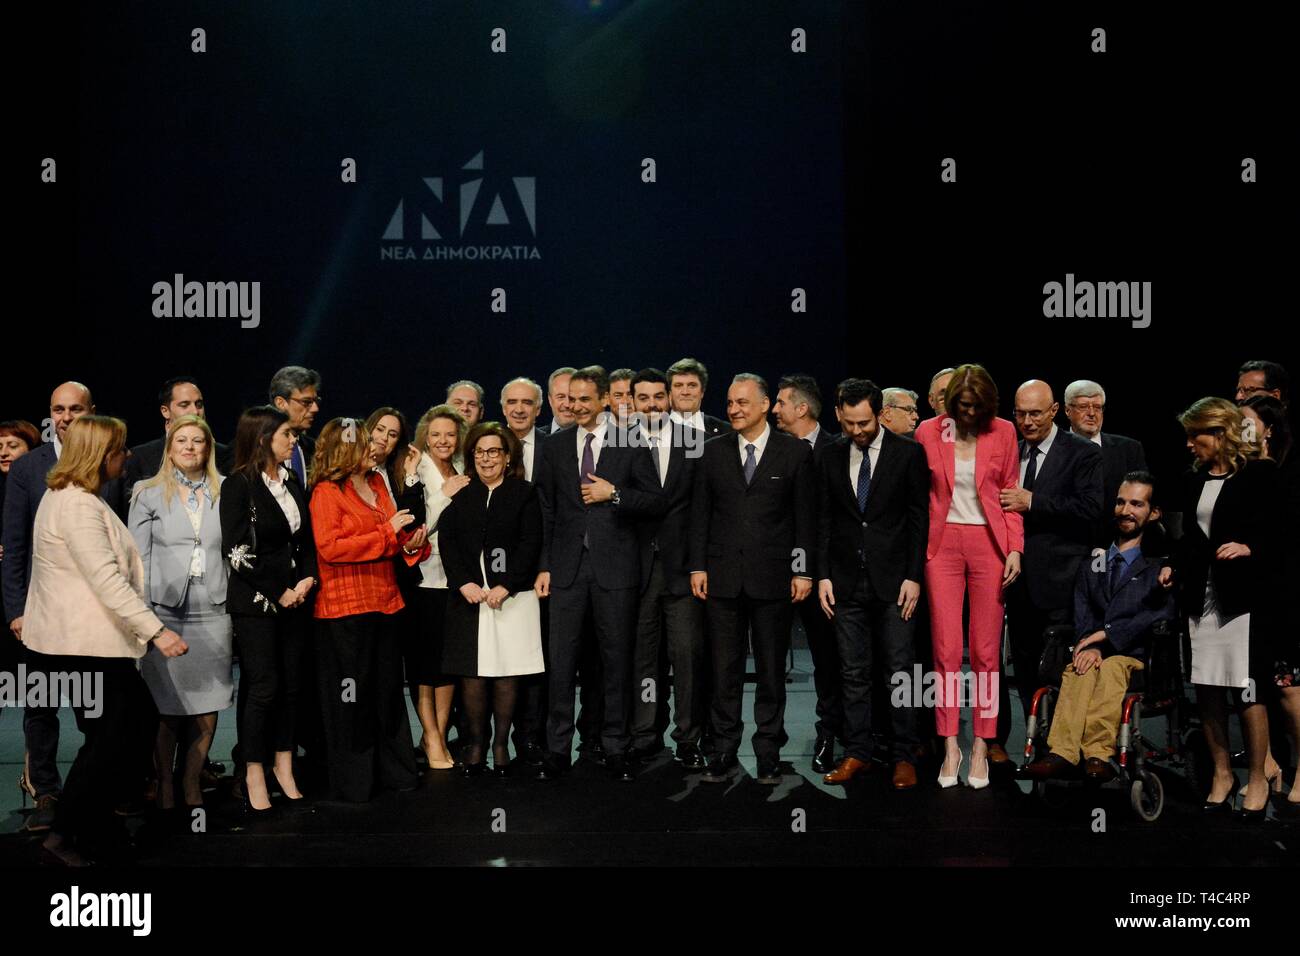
1021, 619, 1187, 822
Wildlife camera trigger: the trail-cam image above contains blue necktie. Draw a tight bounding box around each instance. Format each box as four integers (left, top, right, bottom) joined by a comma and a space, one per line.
1107, 552, 1126, 598
291, 444, 306, 486
856, 448, 871, 513
743, 443, 757, 485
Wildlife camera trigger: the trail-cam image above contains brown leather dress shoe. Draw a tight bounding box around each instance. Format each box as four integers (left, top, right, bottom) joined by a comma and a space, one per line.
892, 761, 918, 790
1021, 753, 1075, 780
1083, 757, 1116, 782
987, 743, 1011, 765
823, 756, 873, 785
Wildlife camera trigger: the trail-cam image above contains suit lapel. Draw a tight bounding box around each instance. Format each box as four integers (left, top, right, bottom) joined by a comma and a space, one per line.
748, 434, 780, 490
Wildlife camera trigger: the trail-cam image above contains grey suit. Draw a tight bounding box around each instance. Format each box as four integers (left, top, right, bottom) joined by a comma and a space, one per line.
128, 479, 234, 714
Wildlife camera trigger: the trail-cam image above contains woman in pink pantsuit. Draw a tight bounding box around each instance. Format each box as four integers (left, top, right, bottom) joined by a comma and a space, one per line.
914, 365, 1023, 789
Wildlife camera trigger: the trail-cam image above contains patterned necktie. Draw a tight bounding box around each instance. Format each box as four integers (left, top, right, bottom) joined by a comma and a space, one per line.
743, 443, 757, 485
1023, 443, 1040, 491
856, 448, 872, 513
580, 432, 595, 487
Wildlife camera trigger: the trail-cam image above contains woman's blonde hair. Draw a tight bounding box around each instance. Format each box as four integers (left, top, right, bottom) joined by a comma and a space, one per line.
133, 414, 222, 509
413, 404, 466, 461
309, 417, 371, 489
46, 416, 126, 495
1177, 397, 1256, 475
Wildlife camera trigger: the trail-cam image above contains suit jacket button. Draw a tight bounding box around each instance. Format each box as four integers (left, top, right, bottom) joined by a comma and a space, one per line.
862, 522, 868, 528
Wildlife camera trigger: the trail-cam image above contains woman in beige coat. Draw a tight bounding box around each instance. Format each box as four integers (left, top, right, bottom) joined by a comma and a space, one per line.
21, 416, 187, 865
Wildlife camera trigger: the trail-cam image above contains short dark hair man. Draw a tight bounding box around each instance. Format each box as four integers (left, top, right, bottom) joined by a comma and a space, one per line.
1022, 472, 1174, 782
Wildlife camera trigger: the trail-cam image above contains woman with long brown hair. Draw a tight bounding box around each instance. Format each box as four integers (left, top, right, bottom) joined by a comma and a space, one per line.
309, 417, 428, 801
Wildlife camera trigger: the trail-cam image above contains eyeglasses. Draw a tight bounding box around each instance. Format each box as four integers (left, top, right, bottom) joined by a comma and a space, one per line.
288, 395, 322, 409
1014, 409, 1052, 421
887, 404, 919, 415
473, 447, 504, 460
1236, 386, 1271, 397
1067, 402, 1104, 414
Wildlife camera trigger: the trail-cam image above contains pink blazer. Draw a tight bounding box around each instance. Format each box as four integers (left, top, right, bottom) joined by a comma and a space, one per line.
913, 416, 1025, 562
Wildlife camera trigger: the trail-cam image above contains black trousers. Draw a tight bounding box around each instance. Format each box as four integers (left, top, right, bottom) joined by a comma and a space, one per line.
233, 608, 308, 764
511, 594, 550, 753
316, 612, 417, 801
632, 554, 706, 748
833, 574, 918, 762
799, 593, 842, 741
998, 588, 1070, 745
25, 652, 154, 843
707, 590, 793, 762
546, 550, 637, 758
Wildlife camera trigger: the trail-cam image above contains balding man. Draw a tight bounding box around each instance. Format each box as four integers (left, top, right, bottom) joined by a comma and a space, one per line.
1063, 380, 1146, 547
880, 388, 920, 436
998, 380, 1103, 754
3, 381, 98, 832
447, 380, 486, 428
927, 368, 955, 419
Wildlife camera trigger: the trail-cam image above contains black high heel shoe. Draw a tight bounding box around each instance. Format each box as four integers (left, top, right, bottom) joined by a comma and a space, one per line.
461, 762, 488, 777
1202, 776, 1240, 813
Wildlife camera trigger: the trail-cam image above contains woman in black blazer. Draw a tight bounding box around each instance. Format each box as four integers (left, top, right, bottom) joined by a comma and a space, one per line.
437, 423, 544, 774
1160, 398, 1283, 819
220, 406, 318, 812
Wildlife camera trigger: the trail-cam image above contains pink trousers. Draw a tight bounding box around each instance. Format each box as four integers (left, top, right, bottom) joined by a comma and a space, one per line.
924, 523, 1005, 739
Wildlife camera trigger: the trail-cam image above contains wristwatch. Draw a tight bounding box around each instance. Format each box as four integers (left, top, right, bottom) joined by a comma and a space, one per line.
609, 487, 621, 506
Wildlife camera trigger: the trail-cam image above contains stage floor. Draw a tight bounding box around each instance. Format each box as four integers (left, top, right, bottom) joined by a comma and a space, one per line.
2, 651, 1295, 867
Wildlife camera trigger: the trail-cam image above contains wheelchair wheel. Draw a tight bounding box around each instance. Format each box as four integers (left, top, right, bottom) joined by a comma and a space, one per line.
1130, 770, 1164, 822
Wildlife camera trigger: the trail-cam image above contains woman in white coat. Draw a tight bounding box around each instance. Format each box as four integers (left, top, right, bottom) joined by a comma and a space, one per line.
22, 416, 187, 865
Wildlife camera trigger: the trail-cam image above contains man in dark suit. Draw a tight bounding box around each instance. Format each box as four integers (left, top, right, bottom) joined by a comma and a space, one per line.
999, 380, 1104, 748
879, 387, 921, 437
690, 373, 815, 784
1022, 472, 1174, 782
628, 369, 708, 768
533, 366, 665, 781
667, 357, 729, 436
501, 376, 550, 765
1063, 380, 1147, 547
773, 373, 842, 772
111, 376, 234, 520
269, 365, 322, 486
816, 379, 929, 789
2, 381, 97, 831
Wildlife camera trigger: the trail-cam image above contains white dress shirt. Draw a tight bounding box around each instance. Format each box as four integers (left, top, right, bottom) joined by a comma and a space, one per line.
1019, 422, 1058, 486
802, 424, 822, 450
517, 426, 538, 482
671, 410, 707, 433
261, 465, 302, 533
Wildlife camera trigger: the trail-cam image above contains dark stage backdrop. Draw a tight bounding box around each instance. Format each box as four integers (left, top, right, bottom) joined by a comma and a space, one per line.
12, 1, 1292, 497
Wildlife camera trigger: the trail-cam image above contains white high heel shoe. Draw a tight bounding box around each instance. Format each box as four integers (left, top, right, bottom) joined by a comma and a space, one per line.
967, 749, 990, 790
937, 752, 964, 789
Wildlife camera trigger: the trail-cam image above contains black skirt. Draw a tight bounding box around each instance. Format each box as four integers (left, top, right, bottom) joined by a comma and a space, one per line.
403, 587, 453, 686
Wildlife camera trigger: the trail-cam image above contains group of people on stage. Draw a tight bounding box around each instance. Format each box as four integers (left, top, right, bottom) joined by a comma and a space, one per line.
1, 356, 1297, 864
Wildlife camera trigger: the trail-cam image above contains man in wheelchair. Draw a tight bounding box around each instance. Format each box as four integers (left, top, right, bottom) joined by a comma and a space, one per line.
1022, 471, 1175, 783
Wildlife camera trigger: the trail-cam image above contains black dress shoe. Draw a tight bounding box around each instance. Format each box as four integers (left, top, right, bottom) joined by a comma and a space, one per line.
537, 756, 571, 780
701, 753, 739, 783
628, 742, 665, 763
756, 758, 781, 785
578, 743, 607, 766
812, 736, 835, 775
205, 758, 226, 776
606, 754, 635, 782
675, 742, 707, 770
519, 742, 546, 766
461, 762, 489, 778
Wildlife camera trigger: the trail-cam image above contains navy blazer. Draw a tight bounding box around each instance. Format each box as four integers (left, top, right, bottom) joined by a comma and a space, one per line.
689, 428, 815, 601
534, 422, 665, 590
2, 443, 58, 622
635, 422, 705, 597
816, 430, 929, 601
1018, 427, 1105, 610
1074, 546, 1175, 660
128, 478, 229, 608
